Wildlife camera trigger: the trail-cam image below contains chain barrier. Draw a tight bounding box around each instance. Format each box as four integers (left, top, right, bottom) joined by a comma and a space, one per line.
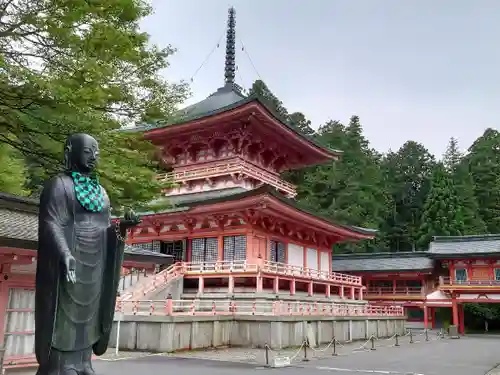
262, 329, 445, 367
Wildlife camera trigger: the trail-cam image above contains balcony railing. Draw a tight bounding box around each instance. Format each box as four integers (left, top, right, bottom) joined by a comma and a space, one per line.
365, 287, 424, 297
116, 299, 404, 317
156, 160, 297, 197
439, 276, 500, 287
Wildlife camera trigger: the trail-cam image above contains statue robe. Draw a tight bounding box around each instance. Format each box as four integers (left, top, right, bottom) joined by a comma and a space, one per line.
35, 174, 125, 367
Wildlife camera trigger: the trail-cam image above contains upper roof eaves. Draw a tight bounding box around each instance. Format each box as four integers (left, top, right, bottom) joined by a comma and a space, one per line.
123, 85, 341, 157
429, 234, 500, 257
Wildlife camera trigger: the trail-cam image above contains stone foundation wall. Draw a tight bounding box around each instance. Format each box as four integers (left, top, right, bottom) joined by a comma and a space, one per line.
110, 315, 405, 352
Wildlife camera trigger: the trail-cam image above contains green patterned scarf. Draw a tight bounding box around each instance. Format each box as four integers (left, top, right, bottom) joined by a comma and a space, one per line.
71, 171, 104, 213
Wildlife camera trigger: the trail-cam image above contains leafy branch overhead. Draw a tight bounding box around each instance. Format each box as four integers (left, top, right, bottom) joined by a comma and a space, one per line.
0, 0, 188, 207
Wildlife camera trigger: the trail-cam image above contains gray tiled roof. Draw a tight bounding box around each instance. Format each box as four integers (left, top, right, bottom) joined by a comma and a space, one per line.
331, 252, 434, 272
429, 235, 500, 256
0, 207, 38, 242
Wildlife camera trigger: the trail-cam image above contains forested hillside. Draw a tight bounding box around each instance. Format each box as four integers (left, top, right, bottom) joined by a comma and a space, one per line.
249, 79, 499, 254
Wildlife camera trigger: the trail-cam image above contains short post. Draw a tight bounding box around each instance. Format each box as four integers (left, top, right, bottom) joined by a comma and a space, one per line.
370, 335, 376, 351
409, 329, 414, 344
332, 336, 338, 356
425, 329, 429, 342
302, 338, 309, 361
395, 333, 400, 347
115, 311, 124, 356
265, 343, 270, 367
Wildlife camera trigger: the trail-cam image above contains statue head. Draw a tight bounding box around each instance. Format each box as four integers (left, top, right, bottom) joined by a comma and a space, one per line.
64, 133, 100, 173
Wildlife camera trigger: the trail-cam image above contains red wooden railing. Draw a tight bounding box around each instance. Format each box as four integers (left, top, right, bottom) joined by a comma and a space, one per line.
439, 276, 500, 287
156, 160, 297, 197
365, 287, 425, 296
116, 299, 404, 317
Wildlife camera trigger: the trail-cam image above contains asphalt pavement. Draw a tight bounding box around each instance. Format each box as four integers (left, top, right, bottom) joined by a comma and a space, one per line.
11, 335, 500, 375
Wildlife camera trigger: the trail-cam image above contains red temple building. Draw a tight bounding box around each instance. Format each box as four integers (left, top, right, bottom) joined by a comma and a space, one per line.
333, 235, 500, 334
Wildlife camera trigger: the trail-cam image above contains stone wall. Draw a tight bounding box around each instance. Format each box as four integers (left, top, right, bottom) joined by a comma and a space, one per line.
110, 315, 405, 352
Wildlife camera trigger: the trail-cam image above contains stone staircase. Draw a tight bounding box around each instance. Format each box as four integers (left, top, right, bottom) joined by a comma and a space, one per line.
120, 262, 184, 302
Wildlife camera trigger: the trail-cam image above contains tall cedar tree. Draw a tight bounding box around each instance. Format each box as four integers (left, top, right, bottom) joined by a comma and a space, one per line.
381, 142, 435, 251
443, 137, 486, 234
417, 164, 465, 247
465, 129, 500, 233
300, 117, 389, 253
0, 0, 188, 206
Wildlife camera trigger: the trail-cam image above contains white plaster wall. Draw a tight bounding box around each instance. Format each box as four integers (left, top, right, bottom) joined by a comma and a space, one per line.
306, 248, 317, 270
320, 252, 330, 275
287, 243, 303, 273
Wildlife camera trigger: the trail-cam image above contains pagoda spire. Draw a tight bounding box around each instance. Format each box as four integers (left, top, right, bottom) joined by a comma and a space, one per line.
224, 7, 236, 86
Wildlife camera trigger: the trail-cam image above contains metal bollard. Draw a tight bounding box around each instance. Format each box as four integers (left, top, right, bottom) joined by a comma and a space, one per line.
370, 335, 376, 351
302, 338, 309, 362
332, 336, 338, 356
409, 329, 414, 344
265, 343, 270, 367
425, 329, 429, 342
395, 333, 400, 347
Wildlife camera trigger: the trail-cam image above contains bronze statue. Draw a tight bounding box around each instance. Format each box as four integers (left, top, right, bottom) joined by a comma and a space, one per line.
35, 133, 140, 375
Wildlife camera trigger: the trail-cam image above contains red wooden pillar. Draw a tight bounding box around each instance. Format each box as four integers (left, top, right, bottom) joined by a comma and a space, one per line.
459, 304, 465, 335
431, 307, 436, 329
451, 299, 459, 327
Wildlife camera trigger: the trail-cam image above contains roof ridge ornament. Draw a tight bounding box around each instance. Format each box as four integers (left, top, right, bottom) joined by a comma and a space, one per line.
224, 7, 236, 86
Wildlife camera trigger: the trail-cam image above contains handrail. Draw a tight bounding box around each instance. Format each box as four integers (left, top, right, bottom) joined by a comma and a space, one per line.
261, 260, 363, 285
365, 287, 424, 296
116, 299, 404, 317
121, 260, 364, 301
156, 160, 297, 196
440, 276, 500, 286
120, 262, 184, 301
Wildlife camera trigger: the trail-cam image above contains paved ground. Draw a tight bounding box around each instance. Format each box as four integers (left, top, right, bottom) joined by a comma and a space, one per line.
10, 333, 500, 375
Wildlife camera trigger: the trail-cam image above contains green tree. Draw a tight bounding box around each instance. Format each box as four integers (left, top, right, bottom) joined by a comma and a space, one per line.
298, 116, 389, 253
442, 138, 486, 234
417, 164, 465, 247
248, 80, 289, 119
289, 112, 315, 136
0, 0, 188, 207
382, 141, 436, 251
0, 144, 29, 196
465, 128, 500, 233
443, 137, 462, 171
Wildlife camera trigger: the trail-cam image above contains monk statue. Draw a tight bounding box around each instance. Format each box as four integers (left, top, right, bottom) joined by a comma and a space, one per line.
35, 133, 141, 375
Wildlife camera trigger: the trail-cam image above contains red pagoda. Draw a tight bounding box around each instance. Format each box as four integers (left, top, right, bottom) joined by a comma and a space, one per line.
121, 7, 378, 303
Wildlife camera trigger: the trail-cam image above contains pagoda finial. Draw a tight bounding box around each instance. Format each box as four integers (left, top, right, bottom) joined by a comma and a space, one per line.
224, 7, 236, 85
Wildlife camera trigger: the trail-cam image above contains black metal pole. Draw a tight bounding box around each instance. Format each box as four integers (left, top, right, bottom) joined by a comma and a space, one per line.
425, 329, 429, 342
332, 336, 338, 356
409, 329, 414, 344
370, 336, 376, 351
395, 333, 400, 347
303, 338, 309, 361
265, 343, 269, 367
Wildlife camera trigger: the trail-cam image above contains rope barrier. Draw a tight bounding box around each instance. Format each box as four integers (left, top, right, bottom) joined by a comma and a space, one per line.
261, 329, 444, 367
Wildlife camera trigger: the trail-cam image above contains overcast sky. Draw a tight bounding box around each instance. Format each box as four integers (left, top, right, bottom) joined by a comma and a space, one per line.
141, 0, 499, 158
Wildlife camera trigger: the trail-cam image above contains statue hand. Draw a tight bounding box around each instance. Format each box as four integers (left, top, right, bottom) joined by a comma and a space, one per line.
63, 254, 76, 284
120, 209, 141, 230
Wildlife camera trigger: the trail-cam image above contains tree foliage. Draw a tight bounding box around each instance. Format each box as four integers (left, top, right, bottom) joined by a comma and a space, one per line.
0, 0, 188, 207
417, 164, 465, 247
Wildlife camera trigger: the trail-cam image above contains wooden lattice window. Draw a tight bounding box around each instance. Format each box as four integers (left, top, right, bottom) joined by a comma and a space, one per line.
191, 237, 218, 264
223, 235, 247, 261
269, 240, 285, 263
